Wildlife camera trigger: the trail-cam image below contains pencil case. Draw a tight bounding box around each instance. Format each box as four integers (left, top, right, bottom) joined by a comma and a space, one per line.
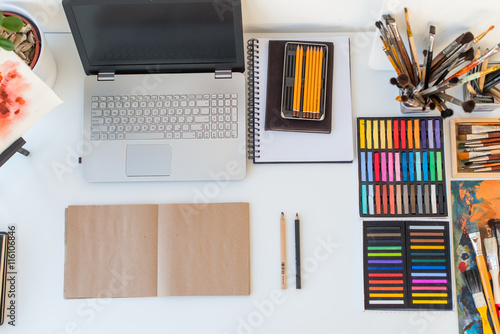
281, 42, 328, 121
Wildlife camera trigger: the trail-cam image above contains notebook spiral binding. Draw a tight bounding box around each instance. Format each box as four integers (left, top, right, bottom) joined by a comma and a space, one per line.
247, 38, 260, 159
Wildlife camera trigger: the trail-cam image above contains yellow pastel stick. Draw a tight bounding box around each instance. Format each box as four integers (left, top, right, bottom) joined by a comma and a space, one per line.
387, 120, 393, 149
373, 120, 379, 149
367, 120, 372, 149
380, 120, 386, 149
360, 120, 366, 149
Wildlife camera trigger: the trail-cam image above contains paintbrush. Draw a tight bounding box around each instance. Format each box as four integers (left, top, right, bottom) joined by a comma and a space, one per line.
421, 64, 500, 97
432, 32, 474, 75
381, 37, 402, 75
461, 144, 500, 152
424, 26, 436, 89
479, 48, 490, 93
462, 267, 494, 334
466, 221, 500, 334
458, 132, 500, 141
458, 124, 500, 134
436, 92, 475, 113
429, 95, 453, 118
460, 153, 500, 163
458, 149, 500, 161
459, 140, 500, 148
431, 32, 466, 71
385, 15, 414, 84
462, 26, 495, 53
432, 48, 475, 85
404, 8, 421, 81
444, 44, 500, 83
460, 162, 500, 169
484, 226, 500, 317
468, 166, 500, 172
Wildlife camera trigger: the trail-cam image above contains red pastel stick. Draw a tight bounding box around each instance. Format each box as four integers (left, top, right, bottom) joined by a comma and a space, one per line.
382, 184, 388, 215
374, 152, 380, 182
375, 185, 381, 215
401, 120, 406, 149
394, 120, 399, 149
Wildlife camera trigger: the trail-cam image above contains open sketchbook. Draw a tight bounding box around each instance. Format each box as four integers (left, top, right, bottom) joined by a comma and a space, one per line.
64, 203, 250, 298
247, 36, 353, 163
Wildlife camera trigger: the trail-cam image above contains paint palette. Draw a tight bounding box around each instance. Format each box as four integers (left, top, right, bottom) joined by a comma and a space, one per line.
363, 220, 452, 310
357, 117, 447, 217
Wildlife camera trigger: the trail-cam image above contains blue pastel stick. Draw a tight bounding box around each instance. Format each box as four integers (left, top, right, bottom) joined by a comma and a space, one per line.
367, 152, 373, 182
409, 152, 415, 182
362, 185, 368, 214
402, 152, 408, 182
361, 152, 367, 182
415, 152, 422, 181
434, 119, 441, 149
422, 152, 429, 181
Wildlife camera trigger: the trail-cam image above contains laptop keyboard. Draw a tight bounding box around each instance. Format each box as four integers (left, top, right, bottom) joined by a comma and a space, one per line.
89, 94, 238, 141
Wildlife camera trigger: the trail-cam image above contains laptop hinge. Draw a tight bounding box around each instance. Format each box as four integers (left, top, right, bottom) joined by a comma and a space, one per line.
215, 69, 232, 79
98, 71, 115, 81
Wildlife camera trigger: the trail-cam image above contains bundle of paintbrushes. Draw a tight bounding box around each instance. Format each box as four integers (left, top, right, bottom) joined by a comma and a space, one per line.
377, 8, 500, 118
456, 123, 500, 172
281, 42, 328, 121
465, 54, 500, 108
465, 221, 500, 333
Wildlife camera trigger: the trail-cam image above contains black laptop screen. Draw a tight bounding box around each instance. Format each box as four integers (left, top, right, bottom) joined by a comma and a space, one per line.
63, 0, 244, 74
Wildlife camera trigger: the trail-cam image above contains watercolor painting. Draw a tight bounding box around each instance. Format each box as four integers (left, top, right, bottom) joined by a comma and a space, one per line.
451, 180, 500, 334
0, 48, 62, 154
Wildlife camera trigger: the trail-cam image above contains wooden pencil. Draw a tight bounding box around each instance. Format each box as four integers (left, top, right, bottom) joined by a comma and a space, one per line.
280, 212, 286, 289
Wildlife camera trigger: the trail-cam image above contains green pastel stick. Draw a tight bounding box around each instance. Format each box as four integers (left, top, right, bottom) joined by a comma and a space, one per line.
430, 151, 436, 181
436, 152, 443, 181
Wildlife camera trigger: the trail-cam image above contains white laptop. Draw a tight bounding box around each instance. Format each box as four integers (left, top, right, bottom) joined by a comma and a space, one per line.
63, 0, 246, 182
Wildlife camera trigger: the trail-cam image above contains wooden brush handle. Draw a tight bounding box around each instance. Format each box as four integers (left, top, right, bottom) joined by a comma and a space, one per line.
478, 305, 494, 334
477, 255, 500, 333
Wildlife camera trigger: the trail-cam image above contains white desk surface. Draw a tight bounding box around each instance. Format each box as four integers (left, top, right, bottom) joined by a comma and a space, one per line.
1, 27, 499, 333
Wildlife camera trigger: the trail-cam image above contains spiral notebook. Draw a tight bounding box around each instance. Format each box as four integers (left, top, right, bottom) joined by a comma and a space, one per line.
247, 37, 354, 163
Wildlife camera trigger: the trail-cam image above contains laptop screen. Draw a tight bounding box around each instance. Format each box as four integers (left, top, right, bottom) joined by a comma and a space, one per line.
63, 0, 245, 75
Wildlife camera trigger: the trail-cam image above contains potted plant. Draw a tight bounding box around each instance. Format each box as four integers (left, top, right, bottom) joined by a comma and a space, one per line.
0, 6, 57, 87
0, 10, 23, 51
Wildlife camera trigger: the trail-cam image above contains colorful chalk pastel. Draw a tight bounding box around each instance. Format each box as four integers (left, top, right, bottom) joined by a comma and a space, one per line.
363, 221, 452, 310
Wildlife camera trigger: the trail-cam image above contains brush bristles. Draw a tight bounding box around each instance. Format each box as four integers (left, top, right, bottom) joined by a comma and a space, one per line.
462, 32, 474, 44
450, 77, 460, 84
462, 100, 476, 113
397, 74, 410, 87
430, 25, 436, 35
466, 221, 480, 234
441, 108, 453, 118
462, 267, 483, 293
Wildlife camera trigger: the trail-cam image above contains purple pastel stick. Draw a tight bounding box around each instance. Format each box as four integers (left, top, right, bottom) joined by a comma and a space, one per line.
435, 119, 441, 149
420, 120, 427, 149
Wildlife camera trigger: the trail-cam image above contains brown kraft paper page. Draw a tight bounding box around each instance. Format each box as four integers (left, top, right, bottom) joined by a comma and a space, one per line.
64, 205, 159, 298
157, 203, 250, 296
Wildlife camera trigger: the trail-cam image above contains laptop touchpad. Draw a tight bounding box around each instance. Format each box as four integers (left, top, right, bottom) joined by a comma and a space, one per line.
126, 145, 172, 176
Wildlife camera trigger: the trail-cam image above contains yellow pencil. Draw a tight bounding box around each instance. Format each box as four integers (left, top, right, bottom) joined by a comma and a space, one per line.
316, 47, 324, 116
293, 46, 303, 115
314, 47, 321, 116
303, 47, 311, 114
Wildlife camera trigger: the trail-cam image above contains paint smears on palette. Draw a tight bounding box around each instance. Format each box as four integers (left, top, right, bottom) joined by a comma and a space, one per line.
363, 221, 453, 310
357, 117, 447, 217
